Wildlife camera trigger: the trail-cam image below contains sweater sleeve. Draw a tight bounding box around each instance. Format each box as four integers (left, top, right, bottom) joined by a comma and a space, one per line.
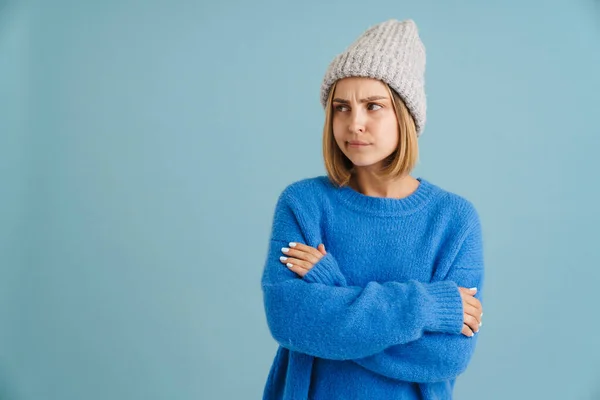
303, 210, 486, 383
260, 191, 465, 361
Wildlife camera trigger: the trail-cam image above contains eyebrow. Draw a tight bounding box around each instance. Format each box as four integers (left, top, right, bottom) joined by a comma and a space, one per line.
332, 95, 389, 104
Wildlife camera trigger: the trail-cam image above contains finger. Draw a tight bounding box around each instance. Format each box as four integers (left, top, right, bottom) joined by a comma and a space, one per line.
283, 248, 320, 264
459, 289, 482, 309
463, 296, 482, 312
279, 257, 312, 271
463, 303, 482, 324
458, 287, 478, 296
282, 244, 322, 264
302, 243, 325, 260
317, 243, 327, 255
464, 314, 480, 334
289, 242, 325, 260
461, 324, 475, 337
284, 262, 307, 278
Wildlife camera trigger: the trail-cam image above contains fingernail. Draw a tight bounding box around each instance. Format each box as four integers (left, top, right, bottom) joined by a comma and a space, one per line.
469, 287, 478, 292
281, 247, 289, 253
289, 242, 297, 247
481, 312, 483, 318
280, 256, 288, 262
286, 263, 293, 268
479, 321, 483, 327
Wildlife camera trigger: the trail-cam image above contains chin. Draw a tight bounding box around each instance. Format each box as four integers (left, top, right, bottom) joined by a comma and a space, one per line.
347, 158, 381, 168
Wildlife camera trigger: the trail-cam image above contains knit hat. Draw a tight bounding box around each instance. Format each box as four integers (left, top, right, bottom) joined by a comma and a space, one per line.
320, 19, 427, 136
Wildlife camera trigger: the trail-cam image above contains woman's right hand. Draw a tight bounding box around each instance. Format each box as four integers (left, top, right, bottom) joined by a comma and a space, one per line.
458, 287, 483, 337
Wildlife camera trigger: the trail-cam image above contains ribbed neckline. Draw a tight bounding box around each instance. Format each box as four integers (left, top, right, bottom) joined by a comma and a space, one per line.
331, 176, 442, 217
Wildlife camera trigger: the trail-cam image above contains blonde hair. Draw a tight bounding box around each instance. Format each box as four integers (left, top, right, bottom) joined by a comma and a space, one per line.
322, 81, 419, 187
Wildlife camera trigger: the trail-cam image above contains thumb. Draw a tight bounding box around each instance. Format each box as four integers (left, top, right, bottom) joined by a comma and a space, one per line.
318, 243, 327, 255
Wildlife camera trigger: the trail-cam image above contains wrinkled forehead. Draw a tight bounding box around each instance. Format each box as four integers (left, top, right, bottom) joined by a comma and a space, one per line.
332, 77, 392, 100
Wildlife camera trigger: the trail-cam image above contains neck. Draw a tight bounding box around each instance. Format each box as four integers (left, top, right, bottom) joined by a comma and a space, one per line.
350, 171, 420, 199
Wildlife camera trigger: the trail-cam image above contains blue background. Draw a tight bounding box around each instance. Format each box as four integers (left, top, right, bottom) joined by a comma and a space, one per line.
2, 0, 600, 399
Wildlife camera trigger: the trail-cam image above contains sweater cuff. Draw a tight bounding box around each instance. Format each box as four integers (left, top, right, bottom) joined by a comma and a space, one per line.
422, 280, 464, 334
303, 252, 348, 286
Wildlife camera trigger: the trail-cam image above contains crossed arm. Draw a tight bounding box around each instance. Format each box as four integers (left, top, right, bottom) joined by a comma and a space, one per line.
261, 191, 485, 383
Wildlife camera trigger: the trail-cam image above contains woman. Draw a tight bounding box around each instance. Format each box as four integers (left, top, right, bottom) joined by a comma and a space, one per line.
261, 19, 484, 400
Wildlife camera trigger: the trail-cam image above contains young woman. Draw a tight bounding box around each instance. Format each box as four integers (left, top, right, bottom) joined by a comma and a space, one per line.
260, 19, 485, 400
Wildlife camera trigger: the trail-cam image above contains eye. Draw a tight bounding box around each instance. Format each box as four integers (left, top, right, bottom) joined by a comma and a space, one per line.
368, 103, 382, 111
333, 104, 349, 112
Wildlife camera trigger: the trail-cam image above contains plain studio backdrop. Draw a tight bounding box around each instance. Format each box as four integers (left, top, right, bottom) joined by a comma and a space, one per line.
1, 0, 600, 399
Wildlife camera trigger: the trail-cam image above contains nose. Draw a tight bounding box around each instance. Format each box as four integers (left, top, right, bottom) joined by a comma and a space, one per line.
348, 109, 366, 134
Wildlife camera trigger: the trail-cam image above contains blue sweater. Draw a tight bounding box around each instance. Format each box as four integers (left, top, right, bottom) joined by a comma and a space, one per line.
260, 175, 485, 400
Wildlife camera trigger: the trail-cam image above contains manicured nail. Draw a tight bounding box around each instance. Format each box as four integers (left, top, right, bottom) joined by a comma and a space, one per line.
280, 256, 288, 262
289, 242, 297, 247
286, 263, 293, 268
281, 247, 289, 253
469, 287, 478, 292
481, 312, 483, 318
479, 321, 483, 327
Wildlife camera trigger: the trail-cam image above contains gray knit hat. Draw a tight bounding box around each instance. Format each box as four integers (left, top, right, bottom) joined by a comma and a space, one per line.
320, 19, 427, 136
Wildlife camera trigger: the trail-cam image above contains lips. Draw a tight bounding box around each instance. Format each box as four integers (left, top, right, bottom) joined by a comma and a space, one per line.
347, 140, 371, 147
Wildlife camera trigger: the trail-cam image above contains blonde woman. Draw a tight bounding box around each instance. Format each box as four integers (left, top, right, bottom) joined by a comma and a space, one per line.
261, 19, 484, 400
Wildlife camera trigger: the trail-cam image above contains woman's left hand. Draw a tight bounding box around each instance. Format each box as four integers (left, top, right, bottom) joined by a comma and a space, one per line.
279, 242, 327, 278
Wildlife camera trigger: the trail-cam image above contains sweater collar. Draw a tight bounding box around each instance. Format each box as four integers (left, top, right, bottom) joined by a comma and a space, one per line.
333, 177, 442, 217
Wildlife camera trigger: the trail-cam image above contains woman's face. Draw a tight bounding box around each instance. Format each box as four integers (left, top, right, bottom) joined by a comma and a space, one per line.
331, 77, 399, 170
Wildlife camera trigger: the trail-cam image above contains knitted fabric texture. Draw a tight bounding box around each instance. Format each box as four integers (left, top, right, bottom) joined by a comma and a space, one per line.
320, 19, 427, 136
261, 176, 485, 399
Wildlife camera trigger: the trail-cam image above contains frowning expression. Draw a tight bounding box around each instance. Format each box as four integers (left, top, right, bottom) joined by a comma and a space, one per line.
332, 77, 399, 169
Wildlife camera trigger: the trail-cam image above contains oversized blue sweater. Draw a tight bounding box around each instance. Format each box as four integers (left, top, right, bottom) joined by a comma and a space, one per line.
260, 175, 485, 400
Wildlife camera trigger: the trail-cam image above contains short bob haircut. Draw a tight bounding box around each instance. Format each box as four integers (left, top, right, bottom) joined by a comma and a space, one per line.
322, 80, 419, 188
